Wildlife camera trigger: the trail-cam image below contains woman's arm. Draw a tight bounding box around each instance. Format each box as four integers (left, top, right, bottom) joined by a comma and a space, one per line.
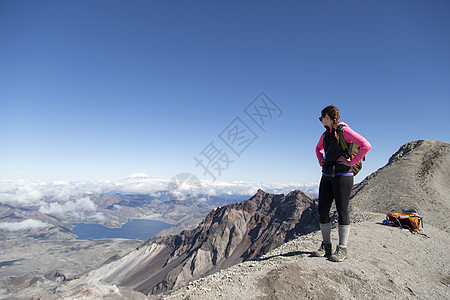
316, 134, 324, 166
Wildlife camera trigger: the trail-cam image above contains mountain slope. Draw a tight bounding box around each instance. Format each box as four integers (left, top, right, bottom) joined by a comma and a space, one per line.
164, 213, 449, 300
58, 189, 319, 295
350, 140, 449, 231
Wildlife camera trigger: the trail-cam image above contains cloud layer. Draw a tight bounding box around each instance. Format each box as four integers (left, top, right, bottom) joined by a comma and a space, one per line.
39, 197, 97, 216
0, 219, 49, 231
0, 173, 319, 207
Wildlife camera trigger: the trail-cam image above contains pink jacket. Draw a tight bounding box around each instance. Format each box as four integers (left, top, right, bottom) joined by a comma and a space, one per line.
316, 122, 372, 167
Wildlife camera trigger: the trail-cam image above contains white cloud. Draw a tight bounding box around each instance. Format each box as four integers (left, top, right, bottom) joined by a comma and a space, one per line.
39, 197, 97, 216
199, 180, 319, 197
0, 179, 114, 206
91, 212, 106, 222
0, 180, 45, 205
115, 176, 169, 194
128, 173, 151, 180
0, 219, 49, 231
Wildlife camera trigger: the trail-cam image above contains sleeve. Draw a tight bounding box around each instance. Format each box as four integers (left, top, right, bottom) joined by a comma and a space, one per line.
342, 126, 372, 166
316, 134, 324, 166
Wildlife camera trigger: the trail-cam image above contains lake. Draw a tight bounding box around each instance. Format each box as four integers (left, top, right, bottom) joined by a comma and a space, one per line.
72, 219, 173, 241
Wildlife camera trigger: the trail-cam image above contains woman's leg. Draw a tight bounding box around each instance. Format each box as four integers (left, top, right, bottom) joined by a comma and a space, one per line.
318, 176, 334, 242
333, 175, 353, 246
312, 176, 334, 257
318, 176, 334, 224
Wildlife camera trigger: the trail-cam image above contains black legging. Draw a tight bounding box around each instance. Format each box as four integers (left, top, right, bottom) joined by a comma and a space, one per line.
318, 175, 354, 225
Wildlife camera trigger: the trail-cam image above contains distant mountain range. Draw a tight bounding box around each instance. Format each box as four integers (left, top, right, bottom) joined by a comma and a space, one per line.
0, 179, 318, 241
0, 191, 249, 241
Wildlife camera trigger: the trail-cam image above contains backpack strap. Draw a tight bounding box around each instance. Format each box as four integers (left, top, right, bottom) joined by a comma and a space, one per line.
336, 125, 350, 155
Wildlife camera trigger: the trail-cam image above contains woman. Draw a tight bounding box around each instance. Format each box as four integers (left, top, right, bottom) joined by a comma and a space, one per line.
313, 105, 371, 262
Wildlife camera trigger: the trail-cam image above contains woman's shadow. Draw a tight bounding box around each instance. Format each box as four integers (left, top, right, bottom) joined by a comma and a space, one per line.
253, 250, 313, 262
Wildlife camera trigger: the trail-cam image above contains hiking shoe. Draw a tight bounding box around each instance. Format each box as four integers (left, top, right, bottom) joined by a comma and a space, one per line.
312, 241, 332, 257
330, 244, 347, 262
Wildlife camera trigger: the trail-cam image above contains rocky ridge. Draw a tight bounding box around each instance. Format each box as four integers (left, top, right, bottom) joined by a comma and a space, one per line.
350, 140, 449, 231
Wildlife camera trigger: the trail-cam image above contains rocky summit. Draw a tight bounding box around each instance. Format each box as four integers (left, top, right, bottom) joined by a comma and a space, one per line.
58, 189, 319, 296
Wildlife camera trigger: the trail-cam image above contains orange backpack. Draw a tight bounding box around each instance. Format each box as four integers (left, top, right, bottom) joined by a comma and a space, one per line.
386, 209, 423, 232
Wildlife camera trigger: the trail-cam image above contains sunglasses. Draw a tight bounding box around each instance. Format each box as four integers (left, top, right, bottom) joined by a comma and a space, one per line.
319, 116, 323, 122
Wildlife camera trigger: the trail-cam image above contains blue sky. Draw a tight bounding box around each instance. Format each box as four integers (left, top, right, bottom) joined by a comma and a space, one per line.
1, 0, 449, 185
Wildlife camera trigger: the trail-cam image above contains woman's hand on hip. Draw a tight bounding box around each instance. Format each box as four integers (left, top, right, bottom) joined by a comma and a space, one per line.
336, 156, 351, 166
